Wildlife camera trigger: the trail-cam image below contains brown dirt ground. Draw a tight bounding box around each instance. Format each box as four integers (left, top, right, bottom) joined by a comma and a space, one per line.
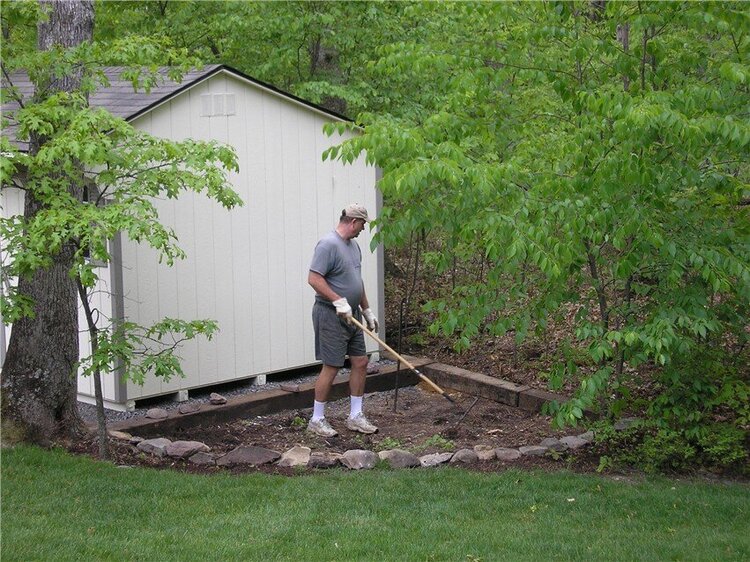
69, 385, 602, 476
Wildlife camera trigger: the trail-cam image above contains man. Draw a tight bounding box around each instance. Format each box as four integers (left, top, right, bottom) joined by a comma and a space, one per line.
307, 203, 380, 437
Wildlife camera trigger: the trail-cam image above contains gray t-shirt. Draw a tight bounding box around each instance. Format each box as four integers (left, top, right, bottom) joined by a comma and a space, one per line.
310, 230, 363, 309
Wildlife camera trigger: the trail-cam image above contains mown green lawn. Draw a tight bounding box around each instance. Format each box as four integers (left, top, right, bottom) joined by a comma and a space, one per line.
2, 446, 748, 561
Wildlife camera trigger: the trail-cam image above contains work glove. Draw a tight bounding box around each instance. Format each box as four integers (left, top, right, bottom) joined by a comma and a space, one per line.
362, 308, 379, 332
332, 297, 353, 323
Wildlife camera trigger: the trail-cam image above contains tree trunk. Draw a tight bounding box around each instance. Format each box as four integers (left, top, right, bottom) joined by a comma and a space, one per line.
0, 0, 94, 445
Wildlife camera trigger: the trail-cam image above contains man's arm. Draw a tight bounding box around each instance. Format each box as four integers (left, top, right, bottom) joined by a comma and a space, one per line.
308, 271, 340, 302
359, 284, 379, 332
359, 283, 370, 311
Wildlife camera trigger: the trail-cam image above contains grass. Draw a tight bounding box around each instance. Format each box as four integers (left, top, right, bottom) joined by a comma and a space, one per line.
2, 446, 749, 561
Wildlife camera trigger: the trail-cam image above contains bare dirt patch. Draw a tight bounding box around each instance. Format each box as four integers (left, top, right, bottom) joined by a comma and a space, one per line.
69, 385, 598, 475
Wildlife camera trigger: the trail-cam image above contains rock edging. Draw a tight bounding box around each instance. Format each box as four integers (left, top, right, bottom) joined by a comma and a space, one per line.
119, 429, 596, 470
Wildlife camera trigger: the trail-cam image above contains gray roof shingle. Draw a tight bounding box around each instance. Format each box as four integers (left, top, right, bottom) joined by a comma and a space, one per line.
2, 65, 222, 151
2, 64, 349, 151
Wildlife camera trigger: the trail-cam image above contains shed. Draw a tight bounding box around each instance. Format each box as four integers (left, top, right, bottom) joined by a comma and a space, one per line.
0, 65, 383, 410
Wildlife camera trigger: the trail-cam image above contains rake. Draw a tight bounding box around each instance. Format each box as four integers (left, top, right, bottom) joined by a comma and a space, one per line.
349, 316, 455, 403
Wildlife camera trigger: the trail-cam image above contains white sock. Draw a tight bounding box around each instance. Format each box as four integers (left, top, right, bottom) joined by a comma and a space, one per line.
312, 400, 326, 421
349, 395, 363, 418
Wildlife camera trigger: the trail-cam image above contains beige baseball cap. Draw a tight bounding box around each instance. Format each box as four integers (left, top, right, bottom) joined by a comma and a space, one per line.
343, 203, 369, 222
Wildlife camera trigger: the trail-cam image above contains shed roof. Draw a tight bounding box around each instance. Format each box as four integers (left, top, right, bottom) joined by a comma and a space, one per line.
2, 64, 351, 151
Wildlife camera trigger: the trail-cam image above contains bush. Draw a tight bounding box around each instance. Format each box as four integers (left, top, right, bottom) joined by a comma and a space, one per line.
592, 420, 749, 475
638, 429, 697, 473
696, 424, 748, 469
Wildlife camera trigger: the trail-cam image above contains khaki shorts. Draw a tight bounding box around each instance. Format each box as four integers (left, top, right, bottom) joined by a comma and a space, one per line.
312, 301, 367, 367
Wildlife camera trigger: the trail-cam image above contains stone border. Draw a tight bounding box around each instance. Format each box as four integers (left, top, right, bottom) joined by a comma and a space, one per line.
112, 431, 596, 470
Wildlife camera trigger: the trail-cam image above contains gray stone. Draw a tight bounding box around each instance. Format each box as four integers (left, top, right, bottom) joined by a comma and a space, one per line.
216, 446, 281, 466
209, 392, 227, 405
107, 430, 133, 441
145, 408, 169, 420
189, 452, 216, 465
495, 448, 522, 461
560, 435, 590, 450
308, 452, 342, 469
340, 449, 379, 470
614, 417, 640, 431
473, 444, 496, 461
578, 430, 595, 443
136, 438, 172, 457
519, 445, 548, 457
278, 446, 312, 468
280, 383, 301, 393
129, 436, 144, 445
378, 449, 421, 468
450, 449, 479, 464
166, 440, 211, 458
419, 452, 454, 467
178, 402, 201, 415
539, 437, 568, 452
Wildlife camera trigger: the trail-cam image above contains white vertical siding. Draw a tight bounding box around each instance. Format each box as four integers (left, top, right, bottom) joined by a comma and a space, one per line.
1, 186, 117, 402
116, 71, 379, 402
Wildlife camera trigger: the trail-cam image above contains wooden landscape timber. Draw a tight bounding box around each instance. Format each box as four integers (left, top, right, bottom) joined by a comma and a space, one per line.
103, 356, 576, 438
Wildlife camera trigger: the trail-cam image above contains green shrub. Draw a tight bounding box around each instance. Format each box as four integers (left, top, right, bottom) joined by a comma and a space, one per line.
638, 429, 697, 473
591, 419, 749, 474
696, 424, 748, 469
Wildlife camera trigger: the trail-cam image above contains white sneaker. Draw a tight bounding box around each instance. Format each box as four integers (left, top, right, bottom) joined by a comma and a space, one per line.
307, 417, 338, 437
346, 413, 378, 434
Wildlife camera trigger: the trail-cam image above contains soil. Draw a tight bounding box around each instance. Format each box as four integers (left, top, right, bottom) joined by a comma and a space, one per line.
68, 385, 602, 476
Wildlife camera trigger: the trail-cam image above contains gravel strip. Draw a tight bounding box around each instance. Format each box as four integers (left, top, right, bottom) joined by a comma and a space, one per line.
78, 360, 396, 424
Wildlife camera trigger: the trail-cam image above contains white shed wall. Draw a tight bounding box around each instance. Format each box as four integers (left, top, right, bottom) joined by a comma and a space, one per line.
119, 73, 380, 401
0, 186, 118, 403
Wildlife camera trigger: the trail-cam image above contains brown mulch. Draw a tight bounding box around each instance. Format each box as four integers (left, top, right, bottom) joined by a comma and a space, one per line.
67, 385, 601, 476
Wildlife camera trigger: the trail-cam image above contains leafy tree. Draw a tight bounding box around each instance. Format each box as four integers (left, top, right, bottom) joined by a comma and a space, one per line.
325, 1, 750, 436
1, 0, 242, 454
93, 0, 410, 116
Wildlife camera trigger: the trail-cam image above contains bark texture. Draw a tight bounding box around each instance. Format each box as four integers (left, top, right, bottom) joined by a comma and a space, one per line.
1, 0, 94, 445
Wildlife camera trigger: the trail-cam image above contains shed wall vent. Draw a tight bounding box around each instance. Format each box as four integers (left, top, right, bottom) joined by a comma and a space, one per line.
200, 93, 236, 117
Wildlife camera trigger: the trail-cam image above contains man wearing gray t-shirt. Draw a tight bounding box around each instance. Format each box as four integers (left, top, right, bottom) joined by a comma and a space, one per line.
307, 203, 380, 437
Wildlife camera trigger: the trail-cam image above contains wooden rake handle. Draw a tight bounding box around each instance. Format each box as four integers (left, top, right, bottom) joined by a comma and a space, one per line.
349, 316, 455, 403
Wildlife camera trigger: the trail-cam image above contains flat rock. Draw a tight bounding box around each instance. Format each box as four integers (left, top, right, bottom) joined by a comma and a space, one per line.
614, 417, 640, 431
189, 452, 216, 466
209, 393, 227, 405
378, 449, 421, 468
145, 408, 169, 420
278, 446, 312, 467
107, 430, 133, 441
216, 446, 281, 466
578, 430, 595, 443
495, 448, 522, 461
136, 438, 172, 457
419, 452, 454, 467
308, 452, 342, 469
450, 449, 479, 464
340, 449, 379, 470
166, 440, 211, 458
539, 437, 568, 452
560, 435, 590, 450
519, 445, 548, 457
473, 444, 496, 461
178, 402, 201, 415
280, 383, 301, 393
